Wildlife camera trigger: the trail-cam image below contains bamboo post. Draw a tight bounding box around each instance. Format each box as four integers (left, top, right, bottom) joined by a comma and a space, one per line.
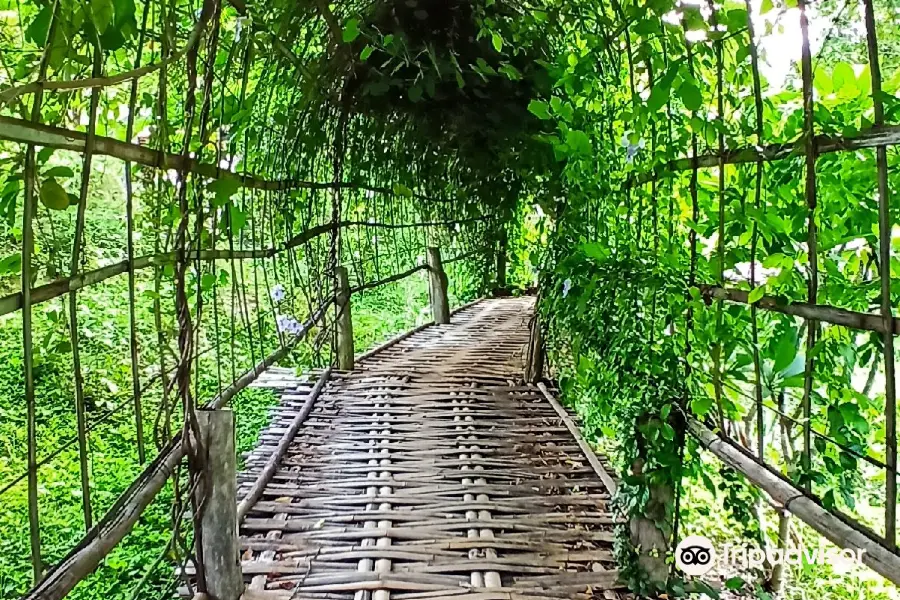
196, 409, 242, 600
426, 247, 450, 325
496, 231, 507, 290
525, 315, 544, 383
862, 0, 897, 548
628, 414, 672, 588
335, 266, 354, 370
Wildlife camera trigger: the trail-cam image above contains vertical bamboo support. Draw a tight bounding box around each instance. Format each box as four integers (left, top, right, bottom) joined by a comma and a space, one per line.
862, 0, 897, 548
744, 0, 766, 461
335, 266, 354, 370
682, 32, 700, 378
711, 8, 727, 433
67, 43, 103, 532
426, 247, 450, 325
22, 90, 44, 588
22, 147, 42, 585
21, 2, 63, 578
525, 314, 544, 383
196, 409, 243, 600
124, 2, 152, 465
496, 228, 507, 290
798, 0, 818, 492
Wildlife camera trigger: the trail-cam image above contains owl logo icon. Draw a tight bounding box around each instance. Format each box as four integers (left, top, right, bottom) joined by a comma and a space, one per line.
675, 535, 716, 576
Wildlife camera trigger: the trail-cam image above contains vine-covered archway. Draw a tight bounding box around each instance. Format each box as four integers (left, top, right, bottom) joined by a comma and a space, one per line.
1, 0, 899, 596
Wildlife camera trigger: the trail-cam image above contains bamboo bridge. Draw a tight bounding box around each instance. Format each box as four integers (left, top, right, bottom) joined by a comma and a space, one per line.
183, 296, 624, 600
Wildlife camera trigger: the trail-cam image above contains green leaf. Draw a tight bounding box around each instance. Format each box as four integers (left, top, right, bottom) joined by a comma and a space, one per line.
40, 179, 70, 211
773, 333, 798, 373
679, 81, 703, 112
725, 577, 745, 591
0, 253, 21, 275
392, 183, 413, 197
229, 205, 247, 233
201, 272, 217, 291
760, 0, 774, 13
660, 404, 671, 421
360, 46, 373, 61
646, 65, 678, 113
748, 285, 765, 303
581, 242, 608, 262
691, 395, 714, 417
491, 32, 503, 52
208, 175, 241, 206
342, 18, 360, 43
527, 100, 552, 120
44, 166, 74, 178
25, 7, 51, 44
726, 8, 748, 32
91, 0, 115, 34
498, 64, 521, 80
684, 580, 720, 598
832, 62, 856, 92
565, 129, 591, 157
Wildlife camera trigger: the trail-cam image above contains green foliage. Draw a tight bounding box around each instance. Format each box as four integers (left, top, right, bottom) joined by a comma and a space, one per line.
3, 0, 900, 595
541, 238, 694, 594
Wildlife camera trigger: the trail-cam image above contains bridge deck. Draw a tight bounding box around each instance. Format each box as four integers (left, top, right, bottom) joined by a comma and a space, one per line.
236, 297, 623, 600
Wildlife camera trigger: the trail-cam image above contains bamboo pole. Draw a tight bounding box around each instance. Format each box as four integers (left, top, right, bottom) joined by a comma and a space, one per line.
20, 0, 62, 574
0, 115, 452, 202
689, 419, 900, 586
66, 41, 104, 533
629, 124, 900, 186
525, 314, 544, 384
348, 264, 428, 296
862, 0, 897, 549
712, 8, 727, 433
798, 0, 819, 492
744, 0, 766, 462
699, 285, 900, 335
0, 219, 489, 318
123, 0, 152, 465
496, 229, 507, 290
237, 369, 331, 521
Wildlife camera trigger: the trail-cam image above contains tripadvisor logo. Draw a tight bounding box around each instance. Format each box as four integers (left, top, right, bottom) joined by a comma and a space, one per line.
674, 534, 867, 576
675, 535, 716, 576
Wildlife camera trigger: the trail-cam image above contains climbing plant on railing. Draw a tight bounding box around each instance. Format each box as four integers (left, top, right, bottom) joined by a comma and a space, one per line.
524, 0, 900, 595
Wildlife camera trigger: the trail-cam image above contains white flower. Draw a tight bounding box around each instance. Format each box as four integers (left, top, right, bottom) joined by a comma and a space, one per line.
276, 314, 293, 333
276, 313, 305, 336
562, 278, 572, 298
621, 133, 645, 164
270, 284, 285, 303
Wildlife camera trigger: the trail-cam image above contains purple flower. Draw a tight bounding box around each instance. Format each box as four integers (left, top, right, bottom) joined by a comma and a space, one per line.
562, 278, 572, 298
271, 284, 286, 303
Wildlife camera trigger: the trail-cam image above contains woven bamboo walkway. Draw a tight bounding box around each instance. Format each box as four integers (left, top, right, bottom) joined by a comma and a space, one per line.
235, 297, 624, 600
